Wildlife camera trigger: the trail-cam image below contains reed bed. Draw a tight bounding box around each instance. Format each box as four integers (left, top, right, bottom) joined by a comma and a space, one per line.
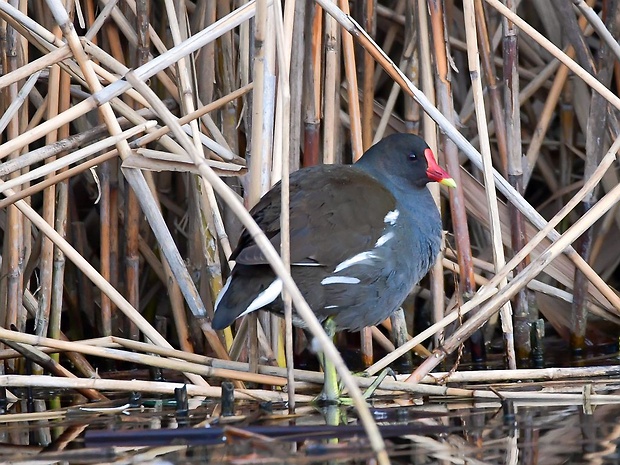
1, 0, 620, 462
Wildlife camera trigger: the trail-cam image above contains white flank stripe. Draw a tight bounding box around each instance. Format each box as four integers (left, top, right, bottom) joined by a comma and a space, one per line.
375, 231, 394, 247
334, 251, 376, 273
321, 276, 360, 285
324, 305, 339, 309
240, 278, 283, 316
384, 209, 399, 225
214, 275, 233, 311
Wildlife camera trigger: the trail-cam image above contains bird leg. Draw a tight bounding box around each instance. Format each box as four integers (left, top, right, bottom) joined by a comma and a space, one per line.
316, 318, 397, 405
335, 367, 397, 407
321, 404, 348, 430
316, 318, 340, 404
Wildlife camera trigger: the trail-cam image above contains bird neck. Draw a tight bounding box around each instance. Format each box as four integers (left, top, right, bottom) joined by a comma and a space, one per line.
366, 168, 440, 228
358, 163, 430, 202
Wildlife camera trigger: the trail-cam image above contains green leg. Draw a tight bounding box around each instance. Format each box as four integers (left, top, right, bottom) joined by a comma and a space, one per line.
361, 368, 396, 400
324, 404, 342, 427
317, 318, 340, 403
315, 320, 395, 404
335, 367, 397, 407
322, 404, 348, 447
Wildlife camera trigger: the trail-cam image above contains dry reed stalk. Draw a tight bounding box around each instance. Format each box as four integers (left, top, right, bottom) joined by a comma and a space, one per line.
473, 0, 507, 173
336, 0, 371, 367
48, 60, 72, 376
0, 72, 39, 134
0, 325, 280, 386
466, 56, 563, 153
4, 19, 25, 372
428, 1, 478, 312
48, 0, 208, 349
270, 2, 286, 365
126, 161, 231, 361
127, 150, 244, 173
0, 46, 69, 90
372, 0, 405, 89
128, 146, 221, 351
301, 4, 321, 167
461, 169, 618, 313
0, 123, 153, 194
0, 98, 97, 159
575, 0, 620, 61
524, 54, 575, 186
518, 9, 591, 192
463, 0, 515, 369
338, 0, 363, 158
0, 109, 144, 175
16, 9, 31, 376
115, 335, 302, 377
139, 85, 252, 156
0, 375, 312, 402
248, 0, 272, 206
2, 114, 153, 340
323, 1, 340, 165
99, 143, 113, 338
287, 0, 306, 174
16, 4, 31, 311
372, 45, 406, 142
370, 326, 396, 353
8, 338, 620, 407
0, 150, 118, 210
381, 318, 432, 357
0, 1, 61, 48
124, 111, 141, 339
271, 0, 295, 412
141, 0, 196, 354
216, 3, 243, 162
245, 0, 272, 374
194, 1, 215, 114
194, 180, 232, 352
414, 1, 444, 351
415, 365, 620, 384
360, 0, 375, 152
501, 0, 530, 364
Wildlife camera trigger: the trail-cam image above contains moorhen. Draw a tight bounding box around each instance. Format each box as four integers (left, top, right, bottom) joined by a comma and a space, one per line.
212, 133, 456, 400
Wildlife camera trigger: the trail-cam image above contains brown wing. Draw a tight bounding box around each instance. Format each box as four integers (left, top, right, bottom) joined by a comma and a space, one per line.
231, 165, 397, 268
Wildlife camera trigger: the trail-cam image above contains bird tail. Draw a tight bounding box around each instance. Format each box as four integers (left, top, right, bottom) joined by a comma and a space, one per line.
211, 265, 281, 330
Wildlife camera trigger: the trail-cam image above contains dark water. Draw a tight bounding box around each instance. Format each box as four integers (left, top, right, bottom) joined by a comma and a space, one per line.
3, 389, 620, 464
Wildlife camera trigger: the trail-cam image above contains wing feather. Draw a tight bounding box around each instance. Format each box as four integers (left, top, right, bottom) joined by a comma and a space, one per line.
232, 165, 397, 268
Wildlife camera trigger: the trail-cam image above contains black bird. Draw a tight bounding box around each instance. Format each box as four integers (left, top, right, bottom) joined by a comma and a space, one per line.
212, 133, 455, 400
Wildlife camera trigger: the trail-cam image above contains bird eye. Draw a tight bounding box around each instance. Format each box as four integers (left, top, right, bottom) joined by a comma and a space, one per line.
408, 152, 417, 160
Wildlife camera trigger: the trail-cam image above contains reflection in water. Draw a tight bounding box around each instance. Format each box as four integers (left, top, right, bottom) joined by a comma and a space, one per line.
2, 389, 620, 464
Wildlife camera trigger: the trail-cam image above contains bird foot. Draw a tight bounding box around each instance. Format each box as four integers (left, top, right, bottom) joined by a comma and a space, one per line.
313, 368, 397, 406
360, 367, 397, 400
